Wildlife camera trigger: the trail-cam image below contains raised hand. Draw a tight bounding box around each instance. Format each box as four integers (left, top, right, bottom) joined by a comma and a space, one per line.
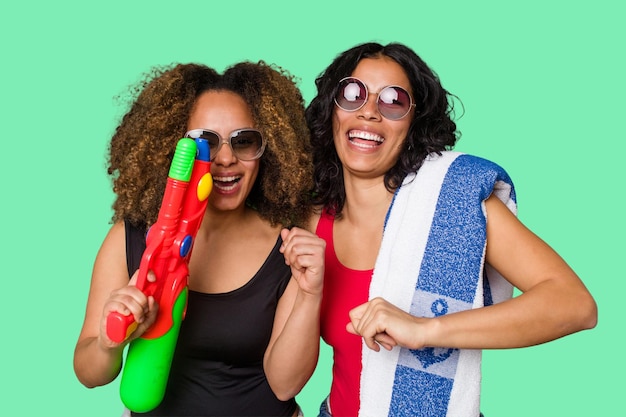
279, 227, 325, 297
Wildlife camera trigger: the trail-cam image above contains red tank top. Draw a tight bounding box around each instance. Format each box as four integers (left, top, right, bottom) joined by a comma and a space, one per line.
316, 211, 373, 417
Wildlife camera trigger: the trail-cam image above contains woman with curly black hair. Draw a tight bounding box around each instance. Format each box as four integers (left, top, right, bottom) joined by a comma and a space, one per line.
74, 61, 324, 416
306, 42, 597, 417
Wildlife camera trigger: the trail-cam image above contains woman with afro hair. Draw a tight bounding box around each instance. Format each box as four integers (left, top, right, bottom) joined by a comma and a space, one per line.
74, 61, 324, 417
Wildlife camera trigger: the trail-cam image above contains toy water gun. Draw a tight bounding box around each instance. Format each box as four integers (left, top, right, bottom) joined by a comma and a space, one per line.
105, 137, 212, 412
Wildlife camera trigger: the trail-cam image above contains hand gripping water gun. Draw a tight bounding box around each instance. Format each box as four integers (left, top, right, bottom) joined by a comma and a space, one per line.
105, 137, 212, 412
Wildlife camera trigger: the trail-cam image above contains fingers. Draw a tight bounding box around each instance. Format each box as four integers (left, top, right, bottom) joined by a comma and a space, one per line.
279, 227, 291, 248
134, 296, 159, 336
110, 289, 149, 321
373, 333, 397, 351
101, 287, 158, 346
348, 298, 400, 351
100, 270, 161, 346
115, 270, 157, 322
348, 300, 382, 351
280, 228, 325, 261
103, 280, 151, 334
348, 320, 395, 351
280, 228, 325, 294
128, 269, 156, 286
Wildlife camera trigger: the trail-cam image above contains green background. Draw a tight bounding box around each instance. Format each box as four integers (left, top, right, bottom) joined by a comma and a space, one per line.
1, 0, 623, 415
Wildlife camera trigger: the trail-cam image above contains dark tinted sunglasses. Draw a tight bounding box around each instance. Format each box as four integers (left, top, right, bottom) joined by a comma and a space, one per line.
184, 128, 266, 161
334, 77, 416, 120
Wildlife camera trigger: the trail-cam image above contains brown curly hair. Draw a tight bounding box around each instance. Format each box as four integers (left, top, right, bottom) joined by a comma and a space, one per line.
107, 61, 313, 228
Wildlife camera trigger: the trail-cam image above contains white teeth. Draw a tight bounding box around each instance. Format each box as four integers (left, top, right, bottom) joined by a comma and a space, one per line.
213, 175, 241, 191
351, 141, 378, 149
348, 130, 384, 143
214, 182, 237, 191
213, 176, 240, 182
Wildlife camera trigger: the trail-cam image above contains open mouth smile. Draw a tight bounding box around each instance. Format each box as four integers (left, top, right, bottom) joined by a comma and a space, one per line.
212, 175, 241, 191
348, 130, 384, 149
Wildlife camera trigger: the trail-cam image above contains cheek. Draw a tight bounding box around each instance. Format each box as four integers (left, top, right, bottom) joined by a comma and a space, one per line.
331, 112, 348, 144
392, 122, 411, 145
245, 161, 261, 185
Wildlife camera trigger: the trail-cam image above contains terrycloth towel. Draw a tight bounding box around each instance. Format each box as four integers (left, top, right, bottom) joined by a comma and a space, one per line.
360, 152, 517, 417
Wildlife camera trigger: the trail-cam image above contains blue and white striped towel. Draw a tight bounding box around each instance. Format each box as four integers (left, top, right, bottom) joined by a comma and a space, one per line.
360, 151, 517, 417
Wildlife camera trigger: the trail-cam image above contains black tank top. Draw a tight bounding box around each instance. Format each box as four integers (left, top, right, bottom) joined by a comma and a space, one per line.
125, 220, 297, 416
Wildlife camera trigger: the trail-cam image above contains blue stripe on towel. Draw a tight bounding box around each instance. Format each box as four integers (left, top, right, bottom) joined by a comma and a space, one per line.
418, 154, 513, 302
389, 155, 514, 416
390, 365, 453, 417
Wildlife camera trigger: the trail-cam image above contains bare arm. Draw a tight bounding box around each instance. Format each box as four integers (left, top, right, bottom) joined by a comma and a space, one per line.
348, 195, 597, 351
73, 222, 157, 387
263, 227, 325, 400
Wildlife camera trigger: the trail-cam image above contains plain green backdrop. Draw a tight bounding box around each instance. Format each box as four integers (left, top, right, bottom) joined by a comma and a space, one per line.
1, 0, 623, 415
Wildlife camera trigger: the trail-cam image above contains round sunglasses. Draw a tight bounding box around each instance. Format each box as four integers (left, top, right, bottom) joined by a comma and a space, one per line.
334, 77, 416, 120
184, 128, 266, 161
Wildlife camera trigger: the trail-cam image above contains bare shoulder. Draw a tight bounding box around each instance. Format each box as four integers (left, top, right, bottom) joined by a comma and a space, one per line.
93, 221, 129, 282
97, 221, 126, 254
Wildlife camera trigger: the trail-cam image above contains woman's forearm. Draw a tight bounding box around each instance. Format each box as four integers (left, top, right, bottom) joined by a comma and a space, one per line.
74, 336, 124, 388
264, 289, 321, 401
426, 277, 597, 350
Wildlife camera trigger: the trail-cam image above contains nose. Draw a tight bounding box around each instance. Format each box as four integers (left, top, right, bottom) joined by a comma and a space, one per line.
212, 140, 237, 165
357, 94, 381, 121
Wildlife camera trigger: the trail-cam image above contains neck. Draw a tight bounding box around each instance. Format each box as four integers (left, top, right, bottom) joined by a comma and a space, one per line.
199, 204, 256, 235
341, 174, 395, 228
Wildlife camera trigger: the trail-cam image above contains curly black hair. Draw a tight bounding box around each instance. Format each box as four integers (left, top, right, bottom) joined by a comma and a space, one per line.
305, 42, 460, 215
107, 61, 313, 228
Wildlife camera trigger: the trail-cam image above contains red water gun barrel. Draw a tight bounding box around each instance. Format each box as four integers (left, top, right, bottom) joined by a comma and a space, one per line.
105, 138, 207, 343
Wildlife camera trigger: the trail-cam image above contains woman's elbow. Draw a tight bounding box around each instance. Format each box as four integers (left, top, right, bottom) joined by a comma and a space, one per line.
275, 390, 298, 402
563, 286, 598, 334
578, 292, 598, 331
270, 382, 302, 402
267, 373, 309, 402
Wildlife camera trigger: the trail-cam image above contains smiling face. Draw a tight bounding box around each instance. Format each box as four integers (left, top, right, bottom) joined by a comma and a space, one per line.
332, 56, 414, 181
187, 90, 260, 213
